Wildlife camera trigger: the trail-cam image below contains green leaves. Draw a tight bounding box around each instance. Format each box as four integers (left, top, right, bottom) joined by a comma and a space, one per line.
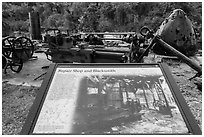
2, 2, 202, 35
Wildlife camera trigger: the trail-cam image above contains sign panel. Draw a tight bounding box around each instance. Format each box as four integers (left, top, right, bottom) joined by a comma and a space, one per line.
21, 63, 201, 135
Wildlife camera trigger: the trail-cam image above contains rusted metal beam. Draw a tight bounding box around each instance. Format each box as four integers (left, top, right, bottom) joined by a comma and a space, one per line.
94, 48, 130, 53
155, 36, 202, 75
94, 51, 125, 59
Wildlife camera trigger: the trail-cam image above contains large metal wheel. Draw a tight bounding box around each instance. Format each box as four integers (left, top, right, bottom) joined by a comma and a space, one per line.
2, 56, 7, 69
140, 26, 151, 37
10, 52, 23, 73
2, 36, 16, 59
13, 36, 34, 61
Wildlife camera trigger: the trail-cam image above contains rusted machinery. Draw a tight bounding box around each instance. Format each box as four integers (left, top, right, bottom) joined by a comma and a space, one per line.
44, 27, 201, 75
44, 9, 201, 77
46, 27, 202, 75
44, 31, 148, 63
2, 36, 34, 73
140, 9, 202, 77
139, 26, 202, 76
153, 9, 198, 56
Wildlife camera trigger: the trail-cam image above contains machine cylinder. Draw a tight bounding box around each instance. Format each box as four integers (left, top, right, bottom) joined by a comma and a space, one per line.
29, 12, 42, 40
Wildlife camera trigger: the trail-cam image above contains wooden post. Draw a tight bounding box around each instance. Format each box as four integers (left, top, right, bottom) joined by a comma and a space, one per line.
97, 76, 103, 116
157, 80, 173, 117
142, 87, 149, 109
119, 81, 124, 107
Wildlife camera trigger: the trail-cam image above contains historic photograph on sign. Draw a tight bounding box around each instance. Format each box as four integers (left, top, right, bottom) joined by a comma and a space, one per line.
33, 66, 189, 134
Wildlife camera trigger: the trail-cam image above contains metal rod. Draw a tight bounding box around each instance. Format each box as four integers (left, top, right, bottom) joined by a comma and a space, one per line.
137, 37, 156, 62
101, 38, 124, 40
80, 32, 136, 35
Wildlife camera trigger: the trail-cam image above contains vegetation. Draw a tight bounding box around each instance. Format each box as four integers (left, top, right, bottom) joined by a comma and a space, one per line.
2, 2, 202, 36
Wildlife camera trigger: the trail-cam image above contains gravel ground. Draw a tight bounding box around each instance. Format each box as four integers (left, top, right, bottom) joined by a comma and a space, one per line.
2, 59, 202, 135
2, 83, 39, 135
167, 61, 202, 130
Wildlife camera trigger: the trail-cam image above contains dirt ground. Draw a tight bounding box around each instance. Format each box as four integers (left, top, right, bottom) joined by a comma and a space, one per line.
165, 60, 202, 128
2, 53, 202, 135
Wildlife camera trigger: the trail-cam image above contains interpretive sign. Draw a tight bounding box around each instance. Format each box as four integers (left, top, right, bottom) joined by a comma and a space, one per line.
21, 63, 201, 135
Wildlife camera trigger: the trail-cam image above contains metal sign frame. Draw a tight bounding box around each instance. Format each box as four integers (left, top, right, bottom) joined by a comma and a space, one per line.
20, 63, 201, 135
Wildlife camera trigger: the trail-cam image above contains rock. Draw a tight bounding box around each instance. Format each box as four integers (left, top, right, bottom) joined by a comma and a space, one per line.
111, 127, 119, 131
